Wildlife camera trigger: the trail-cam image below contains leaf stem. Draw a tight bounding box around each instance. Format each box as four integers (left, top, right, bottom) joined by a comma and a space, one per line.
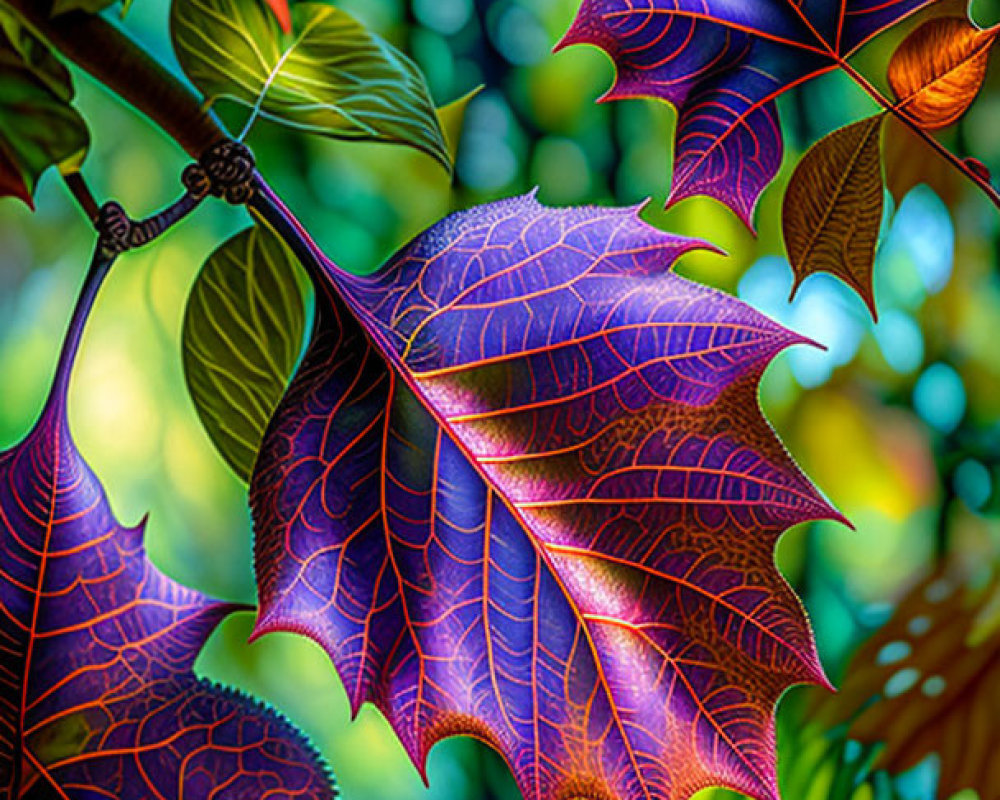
838, 58, 1000, 211
48, 180, 207, 412
61, 171, 100, 223
49, 247, 114, 409
5, 1, 345, 282
248, 177, 340, 282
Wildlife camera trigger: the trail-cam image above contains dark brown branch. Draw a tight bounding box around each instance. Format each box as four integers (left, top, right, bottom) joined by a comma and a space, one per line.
5, 0, 224, 158
10, 3, 339, 282
61, 171, 100, 222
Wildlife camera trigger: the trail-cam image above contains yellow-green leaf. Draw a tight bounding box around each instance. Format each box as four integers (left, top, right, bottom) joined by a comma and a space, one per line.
783, 114, 886, 320
438, 85, 482, 165
183, 222, 307, 482
170, 0, 451, 171
49, 0, 121, 15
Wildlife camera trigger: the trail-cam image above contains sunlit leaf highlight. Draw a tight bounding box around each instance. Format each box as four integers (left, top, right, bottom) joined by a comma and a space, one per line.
250, 193, 844, 800
170, 0, 451, 170
888, 16, 999, 130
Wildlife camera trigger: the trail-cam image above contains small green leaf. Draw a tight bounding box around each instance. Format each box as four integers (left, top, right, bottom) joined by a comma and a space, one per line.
0, 11, 88, 205
438, 85, 482, 164
170, 0, 451, 171
183, 222, 307, 482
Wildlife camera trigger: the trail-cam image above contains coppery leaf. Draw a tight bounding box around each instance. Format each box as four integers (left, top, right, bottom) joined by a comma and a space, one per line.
888, 16, 999, 130
783, 115, 887, 320
882, 115, 965, 207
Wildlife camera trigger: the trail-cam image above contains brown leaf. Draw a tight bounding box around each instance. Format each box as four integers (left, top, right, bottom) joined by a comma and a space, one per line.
888, 16, 998, 130
882, 115, 965, 207
820, 569, 1000, 799
783, 114, 886, 320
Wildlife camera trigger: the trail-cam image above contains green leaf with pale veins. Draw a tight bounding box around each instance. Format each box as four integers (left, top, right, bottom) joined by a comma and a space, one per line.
170, 0, 451, 171
0, 10, 88, 206
183, 222, 307, 482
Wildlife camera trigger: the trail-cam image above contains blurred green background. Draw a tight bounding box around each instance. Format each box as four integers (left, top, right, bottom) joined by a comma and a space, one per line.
1, 1, 999, 798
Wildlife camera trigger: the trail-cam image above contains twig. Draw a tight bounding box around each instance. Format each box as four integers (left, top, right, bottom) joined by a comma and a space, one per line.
6, 3, 343, 280
838, 59, 1000, 211
61, 171, 100, 223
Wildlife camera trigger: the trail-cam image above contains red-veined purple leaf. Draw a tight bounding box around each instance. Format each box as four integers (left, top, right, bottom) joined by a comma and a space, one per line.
0, 256, 335, 798
250, 193, 845, 800
556, 0, 939, 228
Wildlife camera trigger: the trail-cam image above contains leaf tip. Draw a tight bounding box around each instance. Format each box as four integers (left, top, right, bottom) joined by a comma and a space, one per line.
248, 607, 281, 644
553, 9, 589, 53
666, 180, 760, 235
264, 0, 292, 34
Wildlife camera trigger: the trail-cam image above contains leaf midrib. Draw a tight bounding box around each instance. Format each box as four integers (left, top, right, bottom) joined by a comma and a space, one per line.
338, 281, 782, 800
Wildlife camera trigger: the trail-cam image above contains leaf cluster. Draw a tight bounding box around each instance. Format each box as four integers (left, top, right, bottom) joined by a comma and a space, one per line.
0, 1, 996, 800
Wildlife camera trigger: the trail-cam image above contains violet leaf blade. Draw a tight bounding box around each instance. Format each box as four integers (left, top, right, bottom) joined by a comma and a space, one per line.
251, 195, 845, 800
557, 0, 939, 226
0, 256, 335, 799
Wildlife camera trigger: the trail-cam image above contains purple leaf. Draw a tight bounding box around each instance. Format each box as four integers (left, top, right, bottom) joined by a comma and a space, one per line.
0, 257, 334, 799
556, 0, 937, 227
251, 194, 845, 800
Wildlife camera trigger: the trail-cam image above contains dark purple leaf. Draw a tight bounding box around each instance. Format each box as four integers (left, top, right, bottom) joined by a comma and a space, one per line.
251, 194, 844, 800
556, 0, 937, 227
0, 257, 334, 799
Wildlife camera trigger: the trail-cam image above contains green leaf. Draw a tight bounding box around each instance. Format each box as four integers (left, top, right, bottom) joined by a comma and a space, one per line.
0, 11, 88, 206
438, 85, 482, 164
183, 222, 307, 482
170, 0, 451, 171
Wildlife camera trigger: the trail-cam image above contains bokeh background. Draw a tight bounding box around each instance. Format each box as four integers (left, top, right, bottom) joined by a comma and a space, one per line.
1, 1, 999, 798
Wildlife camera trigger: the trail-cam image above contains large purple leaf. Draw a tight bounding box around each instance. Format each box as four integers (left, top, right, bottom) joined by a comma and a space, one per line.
556, 0, 938, 227
251, 194, 844, 800
0, 258, 334, 798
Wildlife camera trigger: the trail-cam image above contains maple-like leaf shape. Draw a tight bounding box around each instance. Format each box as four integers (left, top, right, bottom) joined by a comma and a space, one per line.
556, 0, 938, 227
250, 194, 844, 800
0, 259, 334, 798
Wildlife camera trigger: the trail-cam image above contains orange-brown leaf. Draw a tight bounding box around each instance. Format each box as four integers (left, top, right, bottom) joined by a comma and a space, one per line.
821, 569, 1000, 799
783, 115, 886, 320
888, 16, 998, 130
